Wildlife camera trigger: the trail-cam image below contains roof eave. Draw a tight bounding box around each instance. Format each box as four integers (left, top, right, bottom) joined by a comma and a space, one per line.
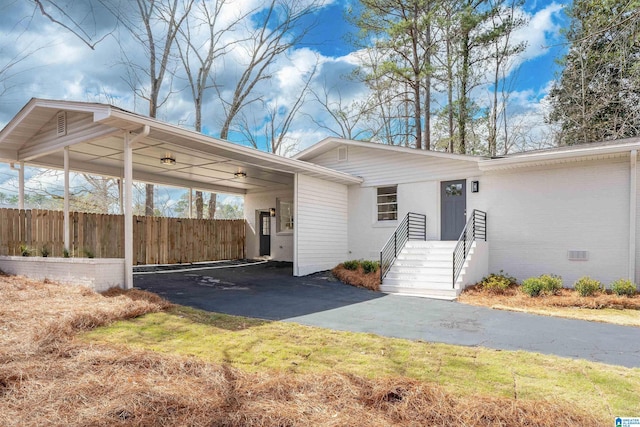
479, 142, 640, 171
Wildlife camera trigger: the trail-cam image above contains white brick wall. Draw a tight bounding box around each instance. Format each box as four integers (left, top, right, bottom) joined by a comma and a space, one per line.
477, 157, 631, 287
0, 256, 125, 292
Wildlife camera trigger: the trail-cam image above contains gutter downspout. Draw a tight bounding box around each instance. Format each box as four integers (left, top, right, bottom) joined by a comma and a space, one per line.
124, 125, 150, 289
630, 150, 637, 283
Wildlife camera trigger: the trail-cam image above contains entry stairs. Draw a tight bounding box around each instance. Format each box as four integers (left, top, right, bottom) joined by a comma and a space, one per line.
380, 240, 475, 300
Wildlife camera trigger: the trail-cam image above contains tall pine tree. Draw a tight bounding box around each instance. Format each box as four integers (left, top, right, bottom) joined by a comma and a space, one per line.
548, 0, 640, 145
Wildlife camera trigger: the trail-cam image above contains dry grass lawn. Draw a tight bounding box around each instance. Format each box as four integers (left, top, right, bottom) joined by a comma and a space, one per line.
0, 273, 618, 426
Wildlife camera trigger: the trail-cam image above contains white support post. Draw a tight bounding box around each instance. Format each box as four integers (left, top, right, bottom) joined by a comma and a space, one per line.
18, 162, 24, 209
630, 150, 637, 282
63, 147, 70, 252
124, 133, 134, 289
188, 188, 193, 219
123, 125, 149, 289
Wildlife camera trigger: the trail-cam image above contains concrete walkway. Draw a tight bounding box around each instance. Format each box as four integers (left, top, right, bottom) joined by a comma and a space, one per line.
135, 261, 640, 368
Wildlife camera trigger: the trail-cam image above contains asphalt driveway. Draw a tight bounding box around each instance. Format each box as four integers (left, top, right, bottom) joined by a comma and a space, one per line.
134, 261, 640, 368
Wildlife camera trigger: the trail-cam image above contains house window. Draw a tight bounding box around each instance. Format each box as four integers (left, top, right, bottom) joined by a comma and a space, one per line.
377, 186, 397, 221
277, 199, 294, 232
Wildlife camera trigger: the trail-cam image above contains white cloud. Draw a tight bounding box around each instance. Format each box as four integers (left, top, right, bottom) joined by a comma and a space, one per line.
513, 2, 565, 63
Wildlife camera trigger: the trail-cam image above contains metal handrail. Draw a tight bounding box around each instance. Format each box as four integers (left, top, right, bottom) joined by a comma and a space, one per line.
380, 212, 426, 281
452, 210, 486, 288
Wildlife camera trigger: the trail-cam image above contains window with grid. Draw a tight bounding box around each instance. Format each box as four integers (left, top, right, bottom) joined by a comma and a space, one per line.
377, 186, 397, 221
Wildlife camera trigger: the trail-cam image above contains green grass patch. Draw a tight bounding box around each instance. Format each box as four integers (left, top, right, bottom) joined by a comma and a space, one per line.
82, 305, 640, 423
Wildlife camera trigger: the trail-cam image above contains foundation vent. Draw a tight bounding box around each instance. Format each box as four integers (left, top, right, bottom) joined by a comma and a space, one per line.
337, 146, 348, 162
567, 250, 589, 261
56, 112, 67, 137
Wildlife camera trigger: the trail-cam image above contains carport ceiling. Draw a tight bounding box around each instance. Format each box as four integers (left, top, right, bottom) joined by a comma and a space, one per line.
0, 99, 361, 195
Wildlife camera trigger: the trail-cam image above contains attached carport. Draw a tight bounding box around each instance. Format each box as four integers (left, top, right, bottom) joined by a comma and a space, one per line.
0, 98, 362, 288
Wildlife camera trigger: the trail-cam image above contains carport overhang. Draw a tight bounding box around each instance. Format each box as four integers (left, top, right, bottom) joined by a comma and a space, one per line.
0, 98, 362, 287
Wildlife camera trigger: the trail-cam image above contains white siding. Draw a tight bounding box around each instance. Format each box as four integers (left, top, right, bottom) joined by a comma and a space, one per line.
636, 151, 640, 284
308, 145, 481, 186
295, 174, 348, 276
478, 158, 631, 287
244, 187, 294, 261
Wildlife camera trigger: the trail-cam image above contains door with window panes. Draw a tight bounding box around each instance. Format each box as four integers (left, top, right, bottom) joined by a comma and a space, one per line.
440, 180, 466, 240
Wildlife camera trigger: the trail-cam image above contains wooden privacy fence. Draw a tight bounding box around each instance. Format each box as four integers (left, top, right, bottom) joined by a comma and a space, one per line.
0, 208, 245, 264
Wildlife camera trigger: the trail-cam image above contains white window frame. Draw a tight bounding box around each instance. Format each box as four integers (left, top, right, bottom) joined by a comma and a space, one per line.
376, 185, 398, 222
276, 198, 294, 234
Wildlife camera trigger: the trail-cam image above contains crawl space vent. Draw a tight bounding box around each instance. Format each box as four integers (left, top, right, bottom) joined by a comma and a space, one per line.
337, 146, 348, 162
56, 112, 67, 137
567, 250, 588, 261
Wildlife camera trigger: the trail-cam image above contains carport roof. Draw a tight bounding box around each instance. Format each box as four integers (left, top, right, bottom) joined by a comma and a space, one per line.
0, 98, 362, 194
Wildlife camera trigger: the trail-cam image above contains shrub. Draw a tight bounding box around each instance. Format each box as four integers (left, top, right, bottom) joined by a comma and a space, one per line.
361, 260, 379, 274
342, 260, 360, 271
611, 279, 637, 297
20, 245, 31, 257
521, 277, 545, 297
520, 274, 562, 297
574, 276, 604, 297
40, 246, 50, 257
478, 271, 516, 294
539, 274, 563, 295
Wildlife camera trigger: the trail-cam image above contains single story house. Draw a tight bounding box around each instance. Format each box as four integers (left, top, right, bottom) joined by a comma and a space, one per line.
0, 99, 637, 298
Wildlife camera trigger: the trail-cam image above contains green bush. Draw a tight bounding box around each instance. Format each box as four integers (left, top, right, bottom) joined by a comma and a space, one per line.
40, 246, 50, 257
342, 260, 360, 271
539, 274, 563, 295
574, 276, 604, 297
20, 244, 31, 257
521, 277, 545, 297
361, 260, 380, 274
611, 279, 637, 297
478, 271, 516, 293
520, 274, 563, 297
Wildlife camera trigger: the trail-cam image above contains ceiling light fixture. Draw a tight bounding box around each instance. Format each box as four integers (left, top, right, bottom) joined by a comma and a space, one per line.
160, 153, 176, 165
234, 171, 247, 178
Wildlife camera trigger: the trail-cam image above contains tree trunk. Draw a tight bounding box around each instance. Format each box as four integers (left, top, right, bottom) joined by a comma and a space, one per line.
145, 183, 154, 216
208, 193, 217, 219
195, 191, 203, 219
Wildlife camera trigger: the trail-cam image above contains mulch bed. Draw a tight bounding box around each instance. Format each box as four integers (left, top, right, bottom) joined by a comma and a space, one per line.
459, 284, 640, 310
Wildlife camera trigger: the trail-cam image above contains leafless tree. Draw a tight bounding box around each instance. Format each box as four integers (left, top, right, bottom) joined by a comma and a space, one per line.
239, 61, 317, 155
109, 0, 193, 215
217, 0, 321, 140
308, 82, 373, 141
30, 0, 114, 49
174, 0, 247, 218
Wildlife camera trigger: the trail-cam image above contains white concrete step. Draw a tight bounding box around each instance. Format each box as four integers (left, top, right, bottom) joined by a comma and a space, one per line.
380, 285, 458, 300
394, 259, 452, 268
382, 278, 453, 289
381, 239, 469, 300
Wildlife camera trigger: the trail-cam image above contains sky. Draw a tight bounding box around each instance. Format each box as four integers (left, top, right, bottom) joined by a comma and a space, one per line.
0, 0, 570, 205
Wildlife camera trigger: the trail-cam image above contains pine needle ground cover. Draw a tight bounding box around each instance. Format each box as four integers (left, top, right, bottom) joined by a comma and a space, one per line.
1, 274, 637, 426
460, 285, 640, 327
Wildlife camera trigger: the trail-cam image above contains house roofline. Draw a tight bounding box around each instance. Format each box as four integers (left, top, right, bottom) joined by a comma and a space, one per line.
0, 98, 363, 186
294, 137, 485, 162
480, 138, 640, 171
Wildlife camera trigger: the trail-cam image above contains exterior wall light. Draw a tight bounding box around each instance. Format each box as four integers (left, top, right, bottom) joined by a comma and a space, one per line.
269, 208, 276, 217
471, 180, 479, 193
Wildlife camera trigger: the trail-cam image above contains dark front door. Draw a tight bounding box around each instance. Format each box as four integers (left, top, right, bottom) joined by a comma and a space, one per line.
441, 180, 466, 240
259, 211, 271, 256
